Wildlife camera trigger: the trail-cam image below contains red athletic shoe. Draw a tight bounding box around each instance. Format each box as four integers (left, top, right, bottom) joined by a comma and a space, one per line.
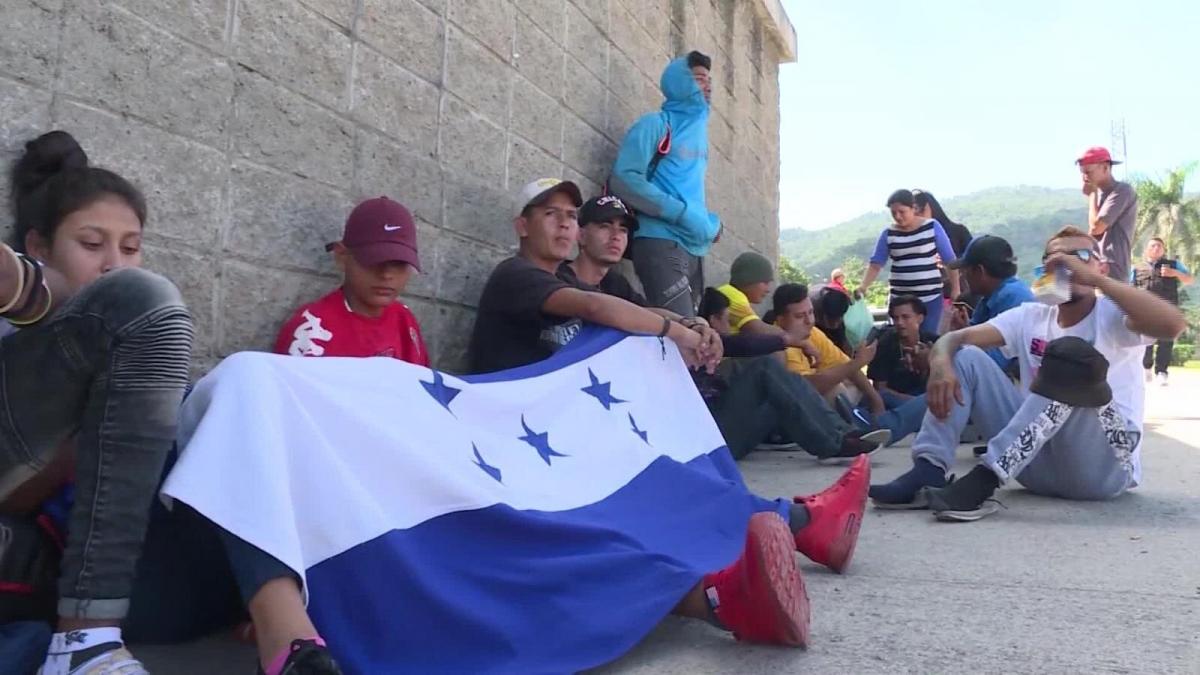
793, 454, 870, 573
703, 512, 810, 647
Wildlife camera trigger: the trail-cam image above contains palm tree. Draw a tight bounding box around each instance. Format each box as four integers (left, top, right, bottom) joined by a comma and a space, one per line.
1133, 163, 1200, 269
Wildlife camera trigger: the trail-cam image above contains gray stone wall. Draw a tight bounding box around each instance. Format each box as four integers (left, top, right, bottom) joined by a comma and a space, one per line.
0, 0, 792, 372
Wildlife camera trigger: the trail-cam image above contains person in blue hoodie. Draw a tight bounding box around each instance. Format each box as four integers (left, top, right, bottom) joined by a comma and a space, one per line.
609, 51, 719, 317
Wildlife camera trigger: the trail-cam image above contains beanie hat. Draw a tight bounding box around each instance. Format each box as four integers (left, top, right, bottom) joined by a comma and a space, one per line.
729, 252, 774, 287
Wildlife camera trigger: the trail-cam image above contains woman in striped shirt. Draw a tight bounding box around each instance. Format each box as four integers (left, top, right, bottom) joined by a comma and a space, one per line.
856, 189, 960, 334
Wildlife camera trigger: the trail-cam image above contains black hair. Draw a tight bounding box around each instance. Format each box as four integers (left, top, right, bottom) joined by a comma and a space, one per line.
686, 51, 712, 70
698, 286, 729, 323
763, 283, 809, 324
888, 294, 927, 318
886, 189, 915, 208
912, 190, 964, 230
812, 287, 853, 355
9, 130, 146, 253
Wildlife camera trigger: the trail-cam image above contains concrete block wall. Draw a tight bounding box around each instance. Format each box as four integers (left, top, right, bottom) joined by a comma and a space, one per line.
0, 0, 793, 372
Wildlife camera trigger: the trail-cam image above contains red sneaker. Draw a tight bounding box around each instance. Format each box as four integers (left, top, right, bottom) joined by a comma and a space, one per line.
793, 454, 870, 573
703, 512, 810, 647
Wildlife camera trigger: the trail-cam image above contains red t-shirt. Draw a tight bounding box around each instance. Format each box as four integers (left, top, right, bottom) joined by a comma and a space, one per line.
273, 288, 429, 366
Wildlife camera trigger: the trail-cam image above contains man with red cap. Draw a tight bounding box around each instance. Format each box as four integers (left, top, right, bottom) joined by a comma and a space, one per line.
274, 196, 428, 363
1077, 146, 1137, 282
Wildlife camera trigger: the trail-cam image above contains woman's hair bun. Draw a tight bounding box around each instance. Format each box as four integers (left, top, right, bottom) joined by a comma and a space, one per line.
11, 130, 90, 201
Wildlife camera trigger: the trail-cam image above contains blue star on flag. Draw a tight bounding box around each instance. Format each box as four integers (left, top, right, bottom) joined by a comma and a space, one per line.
629, 413, 649, 444
472, 444, 503, 483
581, 368, 626, 410
421, 371, 461, 412
519, 415, 568, 466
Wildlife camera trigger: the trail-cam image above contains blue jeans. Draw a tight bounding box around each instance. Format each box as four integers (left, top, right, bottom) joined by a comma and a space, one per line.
921, 297, 943, 335
0, 268, 193, 620
864, 394, 927, 445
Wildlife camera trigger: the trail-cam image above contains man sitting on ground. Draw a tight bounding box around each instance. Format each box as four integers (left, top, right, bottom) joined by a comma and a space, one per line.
467, 178, 875, 646
769, 285, 927, 446
945, 235, 1033, 372
867, 295, 938, 407
869, 227, 1185, 520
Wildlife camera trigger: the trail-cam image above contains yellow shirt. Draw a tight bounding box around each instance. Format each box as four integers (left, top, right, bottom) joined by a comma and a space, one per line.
783, 327, 850, 375
716, 284, 758, 334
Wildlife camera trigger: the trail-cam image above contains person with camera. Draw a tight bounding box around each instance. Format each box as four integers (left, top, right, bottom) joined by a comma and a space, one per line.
1132, 237, 1194, 385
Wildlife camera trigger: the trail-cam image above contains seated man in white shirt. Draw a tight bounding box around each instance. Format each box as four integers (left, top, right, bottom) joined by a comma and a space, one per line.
868, 226, 1185, 521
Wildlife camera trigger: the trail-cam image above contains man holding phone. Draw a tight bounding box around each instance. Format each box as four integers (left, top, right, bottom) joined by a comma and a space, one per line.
867, 296, 939, 407
1132, 237, 1194, 385
1078, 146, 1137, 282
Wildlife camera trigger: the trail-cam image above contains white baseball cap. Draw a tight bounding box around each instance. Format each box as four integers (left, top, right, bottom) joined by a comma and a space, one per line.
514, 178, 583, 218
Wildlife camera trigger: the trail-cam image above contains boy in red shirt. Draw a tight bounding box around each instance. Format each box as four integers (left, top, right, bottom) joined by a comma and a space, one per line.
275, 196, 429, 365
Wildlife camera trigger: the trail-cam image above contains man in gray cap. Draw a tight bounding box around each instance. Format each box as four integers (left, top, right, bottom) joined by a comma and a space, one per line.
870, 226, 1185, 520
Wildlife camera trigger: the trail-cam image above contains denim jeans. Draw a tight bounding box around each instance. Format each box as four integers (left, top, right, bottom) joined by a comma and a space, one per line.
0, 268, 193, 620
870, 394, 927, 445
709, 357, 849, 459
630, 237, 704, 317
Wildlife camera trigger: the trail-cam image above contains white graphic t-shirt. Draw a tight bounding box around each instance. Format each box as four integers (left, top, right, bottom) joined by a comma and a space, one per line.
986, 297, 1154, 484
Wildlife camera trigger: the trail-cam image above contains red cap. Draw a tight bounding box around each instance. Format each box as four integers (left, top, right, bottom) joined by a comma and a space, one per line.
1075, 146, 1122, 166
327, 197, 420, 270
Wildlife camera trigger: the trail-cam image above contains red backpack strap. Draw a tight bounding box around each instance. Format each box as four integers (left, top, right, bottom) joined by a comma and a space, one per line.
656, 114, 672, 155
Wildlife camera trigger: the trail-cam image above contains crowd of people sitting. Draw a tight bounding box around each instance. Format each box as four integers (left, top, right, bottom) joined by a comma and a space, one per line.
0, 47, 1188, 675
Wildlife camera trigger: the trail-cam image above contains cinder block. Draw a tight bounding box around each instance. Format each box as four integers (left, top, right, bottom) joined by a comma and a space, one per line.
52, 100, 227, 249
0, 0, 63, 85
625, 0, 669, 49
436, 230, 507, 306
442, 168, 517, 250
225, 162, 354, 272
607, 48, 657, 111
235, 0, 351, 110
351, 45, 440, 157
432, 302, 477, 372
513, 15, 564, 99
604, 92, 640, 144
562, 113, 616, 183
439, 96, 507, 185
354, 129, 444, 226
112, 0, 229, 51
404, 219, 442, 299
358, 0, 443, 84
142, 243, 217, 362
217, 260, 337, 355
445, 26, 513, 128
509, 75, 563, 157
448, 0, 515, 61
507, 135, 562, 191
568, 0, 608, 35
0, 77, 52, 215
298, 0, 356, 28
513, 0, 565, 40
563, 55, 606, 132
231, 71, 355, 188
563, 167, 600, 203
59, 2, 233, 145
564, 4, 607, 81
402, 294, 439, 360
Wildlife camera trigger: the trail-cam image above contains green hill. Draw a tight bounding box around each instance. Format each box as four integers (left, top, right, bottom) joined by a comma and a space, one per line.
780, 186, 1087, 282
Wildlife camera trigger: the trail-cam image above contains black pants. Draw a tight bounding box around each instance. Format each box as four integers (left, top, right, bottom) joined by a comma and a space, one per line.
708, 357, 848, 460
1143, 339, 1173, 374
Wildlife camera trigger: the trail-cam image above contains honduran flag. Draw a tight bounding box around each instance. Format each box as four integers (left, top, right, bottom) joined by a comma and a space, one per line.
162, 328, 789, 674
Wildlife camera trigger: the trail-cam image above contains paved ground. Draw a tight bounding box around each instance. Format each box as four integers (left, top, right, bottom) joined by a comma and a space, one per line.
141, 372, 1200, 674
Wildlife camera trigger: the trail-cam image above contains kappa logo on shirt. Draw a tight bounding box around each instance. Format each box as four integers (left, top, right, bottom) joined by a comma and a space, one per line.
288, 310, 334, 356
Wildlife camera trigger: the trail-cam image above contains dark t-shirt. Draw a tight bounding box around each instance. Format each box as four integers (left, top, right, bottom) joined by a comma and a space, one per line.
468, 257, 580, 374
866, 328, 938, 396
556, 262, 647, 306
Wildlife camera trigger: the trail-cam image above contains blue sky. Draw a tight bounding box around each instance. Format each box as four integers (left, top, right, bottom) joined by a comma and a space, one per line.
777, 0, 1200, 230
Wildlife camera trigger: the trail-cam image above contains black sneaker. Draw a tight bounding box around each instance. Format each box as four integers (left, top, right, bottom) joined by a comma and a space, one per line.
258, 640, 343, 675
926, 465, 1003, 522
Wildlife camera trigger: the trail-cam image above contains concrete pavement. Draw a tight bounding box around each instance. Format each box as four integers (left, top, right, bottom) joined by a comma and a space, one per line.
141, 371, 1200, 674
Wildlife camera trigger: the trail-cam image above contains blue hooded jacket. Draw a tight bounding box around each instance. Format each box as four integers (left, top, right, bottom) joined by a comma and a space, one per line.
609, 58, 719, 257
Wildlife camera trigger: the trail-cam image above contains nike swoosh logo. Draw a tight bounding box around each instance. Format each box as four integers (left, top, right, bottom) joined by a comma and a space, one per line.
383, 224, 402, 231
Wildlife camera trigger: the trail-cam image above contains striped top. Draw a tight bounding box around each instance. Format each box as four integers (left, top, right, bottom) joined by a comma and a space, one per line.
870, 219, 957, 303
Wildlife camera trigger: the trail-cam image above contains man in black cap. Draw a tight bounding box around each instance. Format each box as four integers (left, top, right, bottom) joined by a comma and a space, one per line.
946, 235, 1033, 372
869, 226, 1185, 520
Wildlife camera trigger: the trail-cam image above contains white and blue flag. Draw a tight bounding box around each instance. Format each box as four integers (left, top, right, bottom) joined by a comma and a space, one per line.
163, 328, 787, 674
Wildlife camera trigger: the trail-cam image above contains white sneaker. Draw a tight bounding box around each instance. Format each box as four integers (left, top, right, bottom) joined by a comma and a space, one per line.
39, 647, 149, 675
1156, 372, 1168, 387
1144, 369, 1153, 383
